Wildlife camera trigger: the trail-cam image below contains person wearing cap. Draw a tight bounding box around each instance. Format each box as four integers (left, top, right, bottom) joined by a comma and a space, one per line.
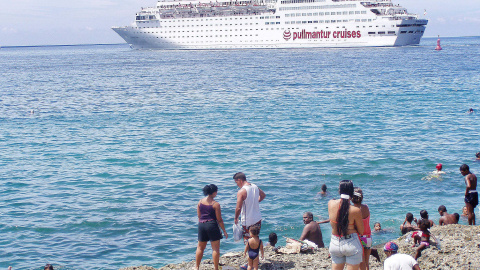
434, 163, 445, 174
383, 241, 421, 270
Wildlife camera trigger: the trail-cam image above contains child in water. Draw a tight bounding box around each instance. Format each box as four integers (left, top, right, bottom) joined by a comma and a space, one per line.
244, 226, 264, 270
412, 219, 431, 260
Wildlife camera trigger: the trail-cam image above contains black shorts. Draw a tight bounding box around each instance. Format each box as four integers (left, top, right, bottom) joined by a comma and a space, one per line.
465, 192, 479, 208
198, 221, 223, 242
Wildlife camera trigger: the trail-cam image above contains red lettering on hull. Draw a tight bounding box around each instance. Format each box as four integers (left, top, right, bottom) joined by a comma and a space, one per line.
289, 29, 361, 41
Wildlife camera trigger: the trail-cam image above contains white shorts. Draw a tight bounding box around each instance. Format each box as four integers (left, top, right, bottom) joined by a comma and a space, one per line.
329, 233, 363, 265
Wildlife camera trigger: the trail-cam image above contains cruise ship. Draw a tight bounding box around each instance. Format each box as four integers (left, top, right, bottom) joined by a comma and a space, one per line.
112, 0, 428, 49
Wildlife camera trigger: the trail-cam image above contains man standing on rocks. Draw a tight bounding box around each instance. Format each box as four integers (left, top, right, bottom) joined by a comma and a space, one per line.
460, 164, 477, 225
438, 205, 458, 225
299, 212, 325, 248
234, 172, 266, 242
383, 241, 421, 270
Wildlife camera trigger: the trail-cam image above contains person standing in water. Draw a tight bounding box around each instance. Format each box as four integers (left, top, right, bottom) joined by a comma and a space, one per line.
460, 164, 477, 225
328, 180, 364, 270
195, 184, 228, 270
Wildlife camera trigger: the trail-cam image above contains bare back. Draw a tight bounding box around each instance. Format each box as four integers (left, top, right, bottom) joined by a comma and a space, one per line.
328, 199, 364, 236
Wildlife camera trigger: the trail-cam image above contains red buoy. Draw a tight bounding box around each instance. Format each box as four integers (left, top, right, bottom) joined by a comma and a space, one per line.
435, 35, 442, 51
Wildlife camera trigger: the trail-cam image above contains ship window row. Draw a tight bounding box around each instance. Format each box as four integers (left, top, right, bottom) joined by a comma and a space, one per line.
265, 22, 282, 25
284, 18, 370, 24
135, 22, 260, 29
135, 28, 281, 34
285, 10, 366, 17
260, 16, 281, 19
279, 4, 356, 11
281, 0, 326, 4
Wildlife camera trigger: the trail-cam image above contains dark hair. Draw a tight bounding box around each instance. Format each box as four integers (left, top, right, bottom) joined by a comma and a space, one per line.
249, 226, 260, 236
453, 213, 460, 222
321, 184, 327, 192
269, 232, 278, 245
233, 172, 246, 181
438, 205, 447, 213
420, 210, 429, 219
476, 152, 480, 158
45, 265, 54, 270
460, 164, 469, 172
203, 184, 218, 196
406, 212, 414, 223
352, 187, 363, 204
337, 180, 354, 236
418, 218, 430, 229
304, 212, 313, 219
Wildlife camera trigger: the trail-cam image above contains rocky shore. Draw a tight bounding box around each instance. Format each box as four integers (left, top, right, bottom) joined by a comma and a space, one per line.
120, 225, 480, 270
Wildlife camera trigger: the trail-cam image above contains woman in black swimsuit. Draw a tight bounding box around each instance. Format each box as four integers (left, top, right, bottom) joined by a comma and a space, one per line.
195, 184, 228, 270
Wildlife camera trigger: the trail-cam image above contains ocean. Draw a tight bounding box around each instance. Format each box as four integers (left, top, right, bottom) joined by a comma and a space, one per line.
1, 37, 479, 269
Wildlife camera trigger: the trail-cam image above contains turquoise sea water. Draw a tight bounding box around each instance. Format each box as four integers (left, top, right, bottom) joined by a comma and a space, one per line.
1, 37, 480, 269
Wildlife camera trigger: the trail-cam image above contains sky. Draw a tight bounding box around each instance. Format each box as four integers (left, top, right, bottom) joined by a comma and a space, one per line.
1, 0, 479, 46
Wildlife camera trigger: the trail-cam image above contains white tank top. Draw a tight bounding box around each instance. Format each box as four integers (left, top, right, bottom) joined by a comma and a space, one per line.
241, 183, 262, 227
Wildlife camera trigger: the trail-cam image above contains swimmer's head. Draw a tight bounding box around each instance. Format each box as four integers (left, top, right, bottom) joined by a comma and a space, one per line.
436, 163, 442, 171
269, 232, 278, 246
438, 205, 447, 213
406, 212, 414, 223
476, 152, 480, 159
374, 222, 381, 231
420, 210, 429, 219
321, 184, 327, 192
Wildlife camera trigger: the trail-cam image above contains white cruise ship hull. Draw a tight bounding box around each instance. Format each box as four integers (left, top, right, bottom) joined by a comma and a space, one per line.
112, 0, 427, 50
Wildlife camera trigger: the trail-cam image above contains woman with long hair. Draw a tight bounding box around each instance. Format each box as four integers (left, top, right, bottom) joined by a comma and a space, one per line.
328, 180, 364, 270
352, 187, 372, 270
195, 184, 228, 270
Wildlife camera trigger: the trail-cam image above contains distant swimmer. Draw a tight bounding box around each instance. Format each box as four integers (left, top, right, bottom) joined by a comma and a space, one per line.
468, 108, 474, 114
422, 163, 445, 181
317, 184, 328, 196
475, 152, 480, 161
434, 163, 446, 174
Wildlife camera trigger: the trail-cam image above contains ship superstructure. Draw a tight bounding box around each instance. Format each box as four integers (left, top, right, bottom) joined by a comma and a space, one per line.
112, 0, 427, 49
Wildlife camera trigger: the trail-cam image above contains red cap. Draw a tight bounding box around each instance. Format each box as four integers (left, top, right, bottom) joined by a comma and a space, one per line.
436, 163, 442, 170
